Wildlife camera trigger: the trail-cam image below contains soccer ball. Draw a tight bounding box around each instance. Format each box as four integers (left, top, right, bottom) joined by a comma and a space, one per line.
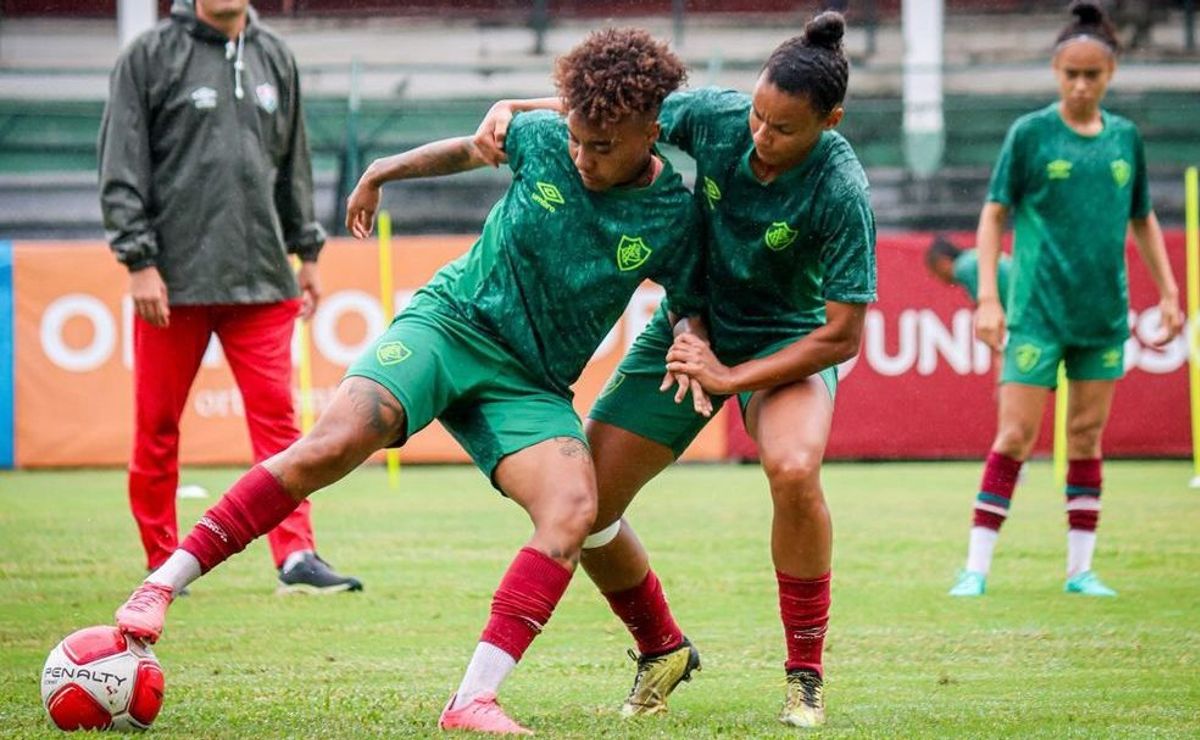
41, 626, 164, 732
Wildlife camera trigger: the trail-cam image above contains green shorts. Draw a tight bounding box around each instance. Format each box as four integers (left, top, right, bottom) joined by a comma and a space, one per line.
345, 307, 586, 483
588, 308, 837, 458
1001, 332, 1126, 388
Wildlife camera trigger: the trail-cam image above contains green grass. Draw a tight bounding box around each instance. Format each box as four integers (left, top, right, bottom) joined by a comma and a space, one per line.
1, 461, 1198, 737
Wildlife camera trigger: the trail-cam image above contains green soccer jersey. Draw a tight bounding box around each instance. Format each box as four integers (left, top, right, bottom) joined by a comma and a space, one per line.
408, 110, 703, 397
987, 103, 1151, 345
952, 249, 1013, 308
658, 87, 877, 362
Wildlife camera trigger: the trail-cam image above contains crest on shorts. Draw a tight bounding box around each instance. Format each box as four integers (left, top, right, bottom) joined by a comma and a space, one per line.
616, 235, 653, 272
376, 341, 412, 366
254, 83, 278, 114
1014, 343, 1042, 373
1102, 347, 1122, 368
1110, 159, 1131, 188
703, 176, 722, 210
597, 372, 626, 399
764, 221, 799, 251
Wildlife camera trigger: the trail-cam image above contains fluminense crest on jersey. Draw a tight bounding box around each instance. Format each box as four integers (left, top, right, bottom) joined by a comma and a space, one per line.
616, 235, 653, 271
764, 221, 799, 251
376, 341, 413, 365
1014, 343, 1042, 373
703, 176, 722, 209
1046, 159, 1072, 180
1110, 159, 1131, 188
532, 181, 565, 212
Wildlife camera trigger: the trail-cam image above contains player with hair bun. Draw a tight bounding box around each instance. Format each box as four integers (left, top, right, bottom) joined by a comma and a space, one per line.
475, 11, 875, 727
112, 28, 703, 735
949, 1, 1181, 599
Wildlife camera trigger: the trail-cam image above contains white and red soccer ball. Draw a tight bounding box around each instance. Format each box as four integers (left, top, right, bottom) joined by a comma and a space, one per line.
41, 626, 164, 732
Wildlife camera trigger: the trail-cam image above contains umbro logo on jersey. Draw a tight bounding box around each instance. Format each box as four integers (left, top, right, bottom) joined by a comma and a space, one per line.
377, 341, 413, 365
532, 181, 566, 212
1111, 159, 1131, 187
764, 221, 799, 251
616, 235, 653, 271
1047, 159, 1073, 180
703, 176, 722, 209
190, 86, 218, 110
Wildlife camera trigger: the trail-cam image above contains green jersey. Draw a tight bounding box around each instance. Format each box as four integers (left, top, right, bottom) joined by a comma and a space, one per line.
658, 87, 876, 362
952, 250, 1013, 308
987, 103, 1151, 345
409, 110, 703, 397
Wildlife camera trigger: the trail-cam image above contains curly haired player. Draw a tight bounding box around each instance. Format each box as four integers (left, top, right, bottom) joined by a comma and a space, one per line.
113, 28, 704, 734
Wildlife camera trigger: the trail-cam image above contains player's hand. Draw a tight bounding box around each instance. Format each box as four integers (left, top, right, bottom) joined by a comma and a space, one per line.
974, 297, 1006, 353
345, 179, 381, 239
129, 266, 169, 327
1154, 295, 1184, 347
472, 101, 514, 167
659, 369, 714, 417
296, 261, 321, 321
666, 333, 736, 396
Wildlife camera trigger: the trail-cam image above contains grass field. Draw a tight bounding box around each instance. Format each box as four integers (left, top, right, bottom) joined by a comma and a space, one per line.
1, 461, 1198, 738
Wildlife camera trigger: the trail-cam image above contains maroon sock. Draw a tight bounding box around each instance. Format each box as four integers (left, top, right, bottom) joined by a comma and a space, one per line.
973, 451, 1023, 530
603, 569, 685, 656
179, 465, 301, 573
1066, 458, 1102, 531
778, 570, 831, 676
480, 547, 573, 662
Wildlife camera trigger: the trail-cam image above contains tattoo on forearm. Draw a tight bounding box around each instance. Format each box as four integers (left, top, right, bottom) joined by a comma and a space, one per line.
399, 137, 480, 178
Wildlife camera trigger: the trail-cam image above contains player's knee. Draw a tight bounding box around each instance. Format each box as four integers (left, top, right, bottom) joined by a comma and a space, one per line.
289, 426, 361, 476
995, 421, 1037, 457
764, 451, 822, 496
1067, 416, 1104, 449
539, 484, 598, 546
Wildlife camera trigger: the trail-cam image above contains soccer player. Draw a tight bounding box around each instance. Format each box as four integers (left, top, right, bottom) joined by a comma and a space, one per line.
97, 0, 360, 594
925, 234, 1012, 308
948, 1, 1182, 598
113, 28, 702, 734
473, 12, 875, 727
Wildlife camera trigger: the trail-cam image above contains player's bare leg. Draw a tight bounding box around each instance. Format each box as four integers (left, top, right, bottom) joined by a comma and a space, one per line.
951, 383, 1049, 597
744, 375, 833, 727
580, 421, 700, 717
440, 436, 596, 735
116, 378, 405, 642
1062, 379, 1118, 596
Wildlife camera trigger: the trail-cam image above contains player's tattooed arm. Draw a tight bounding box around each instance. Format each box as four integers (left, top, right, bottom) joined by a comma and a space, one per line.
362, 137, 491, 186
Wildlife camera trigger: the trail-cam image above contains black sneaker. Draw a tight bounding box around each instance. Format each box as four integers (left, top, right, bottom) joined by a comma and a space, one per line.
277, 553, 363, 594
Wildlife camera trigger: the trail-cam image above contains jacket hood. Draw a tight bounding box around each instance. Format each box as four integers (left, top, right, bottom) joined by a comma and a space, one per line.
170, 0, 260, 43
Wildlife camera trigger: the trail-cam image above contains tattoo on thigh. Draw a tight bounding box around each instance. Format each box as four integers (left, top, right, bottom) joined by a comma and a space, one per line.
347, 381, 406, 440
556, 437, 588, 459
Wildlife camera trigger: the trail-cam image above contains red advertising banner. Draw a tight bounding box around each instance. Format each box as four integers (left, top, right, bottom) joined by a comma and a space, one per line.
728, 231, 1190, 459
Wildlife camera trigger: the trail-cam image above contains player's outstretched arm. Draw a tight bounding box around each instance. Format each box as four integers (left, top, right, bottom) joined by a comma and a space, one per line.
973, 202, 1008, 352
345, 136, 492, 238
472, 98, 564, 167
667, 301, 865, 395
1130, 211, 1183, 346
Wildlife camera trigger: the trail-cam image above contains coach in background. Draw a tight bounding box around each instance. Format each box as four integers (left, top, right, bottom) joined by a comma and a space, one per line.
98, 0, 361, 595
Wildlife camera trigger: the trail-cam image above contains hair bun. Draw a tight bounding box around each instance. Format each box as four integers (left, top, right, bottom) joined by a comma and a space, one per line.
1070, 0, 1105, 26
804, 11, 845, 51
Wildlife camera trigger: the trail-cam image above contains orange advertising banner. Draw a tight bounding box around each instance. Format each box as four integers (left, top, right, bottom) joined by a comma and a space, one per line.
11, 238, 726, 468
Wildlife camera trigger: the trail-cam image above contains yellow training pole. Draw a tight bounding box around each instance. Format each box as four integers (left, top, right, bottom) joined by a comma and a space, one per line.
292, 256, 316, 435
1185, 166, 1200, 487
378, 210, 401, 488
1054, 361, 1068, 487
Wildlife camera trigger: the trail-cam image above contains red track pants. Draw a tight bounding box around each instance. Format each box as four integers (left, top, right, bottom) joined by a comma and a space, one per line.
129, 300, 315, 570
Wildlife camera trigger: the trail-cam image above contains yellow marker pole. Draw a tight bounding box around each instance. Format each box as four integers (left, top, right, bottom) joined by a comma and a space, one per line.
292, 256, 316, 435
1185, 166, 1200, 487
378, 210, 401, 488
1054, 361, 1068, 487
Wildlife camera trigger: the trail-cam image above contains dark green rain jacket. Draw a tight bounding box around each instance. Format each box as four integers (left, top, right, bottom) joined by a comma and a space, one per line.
98, 0, 323, 305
